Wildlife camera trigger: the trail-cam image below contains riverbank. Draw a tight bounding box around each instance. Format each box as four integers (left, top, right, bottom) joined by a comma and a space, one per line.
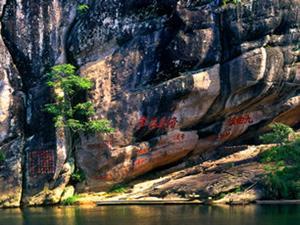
47, 143, 293, 207
2, 141, 299, 209
73, 199, 300, 207
65, 145, 268, 207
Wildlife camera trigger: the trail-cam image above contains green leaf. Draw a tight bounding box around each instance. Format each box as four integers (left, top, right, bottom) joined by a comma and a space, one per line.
85, 120, 115, 133
77, 4, 89, 14
73, 102, 95, 117
66, 119, 85, 132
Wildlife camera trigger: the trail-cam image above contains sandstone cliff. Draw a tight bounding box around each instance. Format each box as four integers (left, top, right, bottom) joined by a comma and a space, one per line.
0, 0, 299, 207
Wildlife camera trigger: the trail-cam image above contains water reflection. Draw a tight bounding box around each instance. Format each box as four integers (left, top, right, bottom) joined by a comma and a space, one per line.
0, 205, 299, 225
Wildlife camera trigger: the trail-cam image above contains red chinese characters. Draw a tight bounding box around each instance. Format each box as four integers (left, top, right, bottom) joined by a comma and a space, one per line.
137, 148, 149, 155
134, 158, 146, 167
138, 116, 178, 130
149, 118, 159, 129
157, 117, 167, 129
138, 116, 147, 128
218, 114, 253, 141
28, 150, 55, 177
227, 114, 253, 126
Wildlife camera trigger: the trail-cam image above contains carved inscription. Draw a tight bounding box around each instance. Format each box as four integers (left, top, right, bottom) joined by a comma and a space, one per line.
28, 150, 55, 177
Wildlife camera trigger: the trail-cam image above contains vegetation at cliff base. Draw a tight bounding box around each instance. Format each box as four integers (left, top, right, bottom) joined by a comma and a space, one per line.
260, 123, 295, 145
71, 168, 86, 183
44, 64, 114, 134
108, 183, 129, 194
61, 195, 80, 205
259, 124, 300, 199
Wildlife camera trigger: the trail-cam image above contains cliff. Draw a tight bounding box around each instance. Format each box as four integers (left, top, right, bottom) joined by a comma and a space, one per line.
0, 0, 299, 207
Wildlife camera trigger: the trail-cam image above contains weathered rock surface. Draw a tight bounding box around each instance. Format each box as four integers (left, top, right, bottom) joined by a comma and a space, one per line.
72, 144, 273, 205
0, 0, 24, 208
0, 0, 299, 206
22, 162, 73, 206
72, 0, 299, 190
0, 0, 78, 207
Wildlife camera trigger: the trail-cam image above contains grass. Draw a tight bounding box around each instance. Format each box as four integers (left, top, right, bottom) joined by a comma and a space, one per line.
214, 186, 245, 200
108, 184, 129, 194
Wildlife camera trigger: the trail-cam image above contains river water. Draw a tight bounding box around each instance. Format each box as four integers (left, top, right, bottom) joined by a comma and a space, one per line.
0, 205, 299, 225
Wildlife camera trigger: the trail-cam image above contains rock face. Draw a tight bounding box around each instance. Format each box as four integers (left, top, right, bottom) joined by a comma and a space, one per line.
0, 0, 78, 207
0, 0, 299, 206
73, 0, 300, 191
0, 0, 24, 208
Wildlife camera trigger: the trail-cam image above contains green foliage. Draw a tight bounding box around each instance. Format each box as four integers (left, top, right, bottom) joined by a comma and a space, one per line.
222, 0, 241, 5
259, 123, 294, 144
233, 186, 243, 193
45, 64, 114, 134
86, 120, 115, 133
66, 119, 85, 132
71, 169, 86, 183
260, 138, 300, 199
77, 4, 89, 14
61, 195, 80, 205
0, 152, 5, 163
108, 184, 129, 193
47, 64, 93, 96
73, 102, 95, 117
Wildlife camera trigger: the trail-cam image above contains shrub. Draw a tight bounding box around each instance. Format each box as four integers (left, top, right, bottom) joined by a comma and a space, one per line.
108, 184, 129, 193
71, 168, 86, 183
61, 195, 80, 205
259, 123, 294, 144
44, 64, 114, 134
260, 138, 300, 199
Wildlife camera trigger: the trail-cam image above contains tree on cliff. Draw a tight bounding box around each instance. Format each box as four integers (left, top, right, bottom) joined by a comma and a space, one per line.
44, 64, 114, 134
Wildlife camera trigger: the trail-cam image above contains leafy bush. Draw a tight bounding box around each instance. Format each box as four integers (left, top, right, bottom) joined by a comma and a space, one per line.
71, 169, 86, 183
44, 64, 114, 134
61, 195, 80, 205
260, 138, 300, 199
259, 123, 294, 144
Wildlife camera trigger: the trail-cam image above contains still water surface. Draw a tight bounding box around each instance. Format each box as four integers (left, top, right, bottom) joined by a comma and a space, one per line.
0, 205, 299, 225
